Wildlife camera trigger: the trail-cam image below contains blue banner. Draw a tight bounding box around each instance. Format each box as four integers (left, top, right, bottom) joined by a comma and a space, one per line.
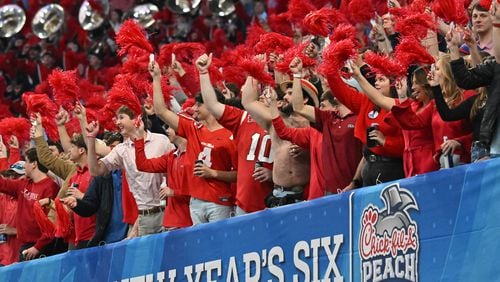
1, 159, 500, 281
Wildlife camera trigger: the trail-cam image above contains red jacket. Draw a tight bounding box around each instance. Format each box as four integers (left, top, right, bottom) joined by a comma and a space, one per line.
328, 74, 404, 158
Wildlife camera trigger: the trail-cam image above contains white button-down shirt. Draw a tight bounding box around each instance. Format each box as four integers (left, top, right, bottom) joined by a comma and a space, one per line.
100, 131, 174, 210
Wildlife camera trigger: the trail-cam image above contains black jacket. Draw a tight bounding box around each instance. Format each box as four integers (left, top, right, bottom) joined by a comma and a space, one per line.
450, 57, 500, 145
72, 174, 114, 247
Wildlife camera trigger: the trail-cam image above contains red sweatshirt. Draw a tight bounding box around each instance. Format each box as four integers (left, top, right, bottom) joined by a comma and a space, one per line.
272, 116, 324, 200
0, 177, 59, 250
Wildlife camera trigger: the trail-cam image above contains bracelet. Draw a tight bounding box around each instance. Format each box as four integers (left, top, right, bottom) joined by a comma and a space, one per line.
293, 73, 303, 79
199, 71, 208, 75
494, 22, 500, 28
378, 38, 386, 42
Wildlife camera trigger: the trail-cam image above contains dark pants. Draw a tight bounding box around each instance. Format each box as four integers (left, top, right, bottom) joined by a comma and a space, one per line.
19, 238, 68, 262
362, 157, 405, 187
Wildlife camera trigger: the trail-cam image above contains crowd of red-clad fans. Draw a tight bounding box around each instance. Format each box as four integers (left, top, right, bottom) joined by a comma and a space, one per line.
1, 0, 500, 266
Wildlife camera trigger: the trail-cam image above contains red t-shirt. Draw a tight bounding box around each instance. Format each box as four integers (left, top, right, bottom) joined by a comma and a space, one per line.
312, 108, 363, 193
134, 140, 192, 228
177, 116, 236, 206
218, 106, 274, 212
272, 116, 324, 200
68, 166, 95, 244
0, 177, 59, 250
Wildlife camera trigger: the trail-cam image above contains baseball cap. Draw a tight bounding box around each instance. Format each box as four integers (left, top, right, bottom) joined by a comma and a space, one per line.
9, 161, 25, 175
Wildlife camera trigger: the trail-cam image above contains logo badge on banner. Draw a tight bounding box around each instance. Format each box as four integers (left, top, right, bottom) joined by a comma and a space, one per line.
359, 183, 420, 282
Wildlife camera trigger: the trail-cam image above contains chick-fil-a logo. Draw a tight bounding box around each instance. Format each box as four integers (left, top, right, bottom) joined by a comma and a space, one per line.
360, 183, 420, 282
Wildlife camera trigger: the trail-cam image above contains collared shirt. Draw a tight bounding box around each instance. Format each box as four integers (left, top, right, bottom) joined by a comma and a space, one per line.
100, 131, 173, 210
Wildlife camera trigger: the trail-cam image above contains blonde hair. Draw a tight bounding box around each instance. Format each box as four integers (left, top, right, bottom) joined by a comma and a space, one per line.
438, 55, 464, 108
470, 87, 487, 120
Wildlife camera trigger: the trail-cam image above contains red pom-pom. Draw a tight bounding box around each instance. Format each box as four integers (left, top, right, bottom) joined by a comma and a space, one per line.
348, 0, 375, 23
302, 8, 348, 37
364, 51, 406, 77
319, 39, 358, 76
432, 0, 469, 26
221, 65, 247, 90
254, 32, 294, 55
54, 198, 75, 244
98, 104, 119, 131
22, 92, 60, 140
479, 0, 493, 10
275, 42, 319, 73
48, 69, 80, 111
268, 13, 294, 37
395, 37, 435, 67
32, 201, 55, 238
395, 13, 436, 40
107, 77, 143, 116
287, 0, 316, 26
172, 43, 206, 65
116, 19, 154, 57
0, 117, 31, 148
330, 24, 358, 44
238, 58, 275, 86
245, 22, 268, 46
157, 43, 175, 69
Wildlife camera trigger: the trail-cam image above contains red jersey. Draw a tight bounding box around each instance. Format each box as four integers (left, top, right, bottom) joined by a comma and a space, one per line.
177, 116, 237, 206
0, 177, 59, 250
68, 165, 95, 244
134, 140, 192, 228
218, 106, 274, 212
272, 116, 324, 200
312, 108, 363, 193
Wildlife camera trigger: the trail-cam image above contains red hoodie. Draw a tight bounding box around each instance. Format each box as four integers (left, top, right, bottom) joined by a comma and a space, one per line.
0, 177, 59, 250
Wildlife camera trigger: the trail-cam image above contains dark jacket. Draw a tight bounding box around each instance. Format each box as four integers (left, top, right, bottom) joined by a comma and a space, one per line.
450, 57, 500, 145
72, 174, 114, 247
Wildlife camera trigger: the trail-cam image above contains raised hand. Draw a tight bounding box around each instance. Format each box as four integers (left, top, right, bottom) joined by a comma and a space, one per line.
8, 135, 19, 149
289, 57, 303, 74
85, 121, 99, 138
73, 102, 87, 121
148, 60, 162, 79
195, 53, 212, 73
55, 107, 69, 126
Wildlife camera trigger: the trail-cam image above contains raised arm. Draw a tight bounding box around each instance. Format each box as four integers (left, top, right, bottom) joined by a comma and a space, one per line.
269, 88, 311, 148
74, 103, 111, 157
241, 76, 272, 131
289, 57, 316, 122
55, 107, 71, 152
149, 60, 179, 131
85, 121, 110, 176
351, 63, 395, 111
32, 113, 75, 179
196, 53, 225, 119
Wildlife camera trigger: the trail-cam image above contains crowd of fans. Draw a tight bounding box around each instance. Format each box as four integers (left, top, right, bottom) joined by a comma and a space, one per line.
0, 0, 499, 267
